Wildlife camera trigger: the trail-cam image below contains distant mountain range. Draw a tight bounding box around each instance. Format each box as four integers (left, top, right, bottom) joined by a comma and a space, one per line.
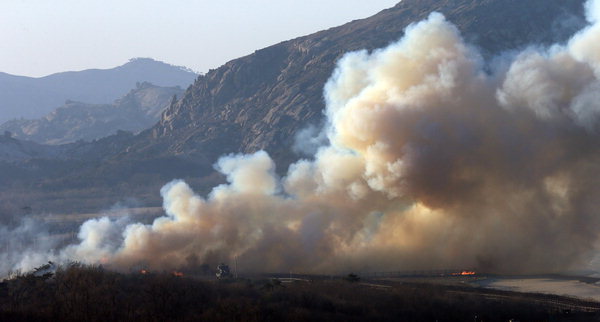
0, 58, 197, 123
0, 82, 183, 145
0, 0, 588, 214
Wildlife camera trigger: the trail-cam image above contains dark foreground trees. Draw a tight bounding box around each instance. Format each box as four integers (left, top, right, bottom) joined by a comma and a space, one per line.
1, 264, 599, 321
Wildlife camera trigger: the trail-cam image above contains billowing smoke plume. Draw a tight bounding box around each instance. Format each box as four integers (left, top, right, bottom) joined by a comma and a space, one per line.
7, 0, 600, 275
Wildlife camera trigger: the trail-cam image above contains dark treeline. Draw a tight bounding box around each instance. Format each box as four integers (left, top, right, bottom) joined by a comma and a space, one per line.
1, 263, 599, 321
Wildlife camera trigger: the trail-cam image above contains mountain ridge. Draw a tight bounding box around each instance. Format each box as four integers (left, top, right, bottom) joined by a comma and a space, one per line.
0, 0, 589, 214
0, 58, 197, 123
135, 0, 586, 168
0, 82, 183, 145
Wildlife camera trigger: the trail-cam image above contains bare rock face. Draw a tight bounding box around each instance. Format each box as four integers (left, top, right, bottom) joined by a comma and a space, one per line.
0, 82, 183, 145
136, 0, 585, 171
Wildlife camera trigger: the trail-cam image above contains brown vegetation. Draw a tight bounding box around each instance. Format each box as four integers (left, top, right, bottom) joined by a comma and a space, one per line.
1, 264, 600, 321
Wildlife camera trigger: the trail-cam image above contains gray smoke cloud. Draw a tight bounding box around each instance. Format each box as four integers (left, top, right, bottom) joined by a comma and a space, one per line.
6, 0, 600, 275
0, 218, 59, 276
292, 123, 329, 156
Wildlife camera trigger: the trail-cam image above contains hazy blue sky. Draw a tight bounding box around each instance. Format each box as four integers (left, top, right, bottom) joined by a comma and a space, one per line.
1, 0, 399, 77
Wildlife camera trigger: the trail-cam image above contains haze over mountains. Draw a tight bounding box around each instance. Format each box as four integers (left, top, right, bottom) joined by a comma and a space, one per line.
0, 58, 197, 123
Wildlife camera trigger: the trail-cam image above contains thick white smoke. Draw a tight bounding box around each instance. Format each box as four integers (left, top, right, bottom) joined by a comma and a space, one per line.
6, 0, 600, 275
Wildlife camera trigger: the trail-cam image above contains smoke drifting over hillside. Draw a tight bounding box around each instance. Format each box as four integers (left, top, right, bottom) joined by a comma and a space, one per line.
7, 0, 600, 275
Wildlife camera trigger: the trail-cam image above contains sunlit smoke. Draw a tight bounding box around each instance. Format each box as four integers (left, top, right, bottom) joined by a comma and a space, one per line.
6, 0, 600, 276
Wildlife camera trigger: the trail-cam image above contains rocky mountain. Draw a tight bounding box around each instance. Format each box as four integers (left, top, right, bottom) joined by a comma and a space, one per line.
0, 58, 197, 123
133, 0, 586, 170
0, 0, 588, 214
0, 82, 183, 145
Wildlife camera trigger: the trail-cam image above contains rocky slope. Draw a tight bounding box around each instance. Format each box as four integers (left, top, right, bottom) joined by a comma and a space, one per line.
132, 0, 585, 170
0, 82, 183, 145
0, 0, 589, 213
0, 58, 197, 123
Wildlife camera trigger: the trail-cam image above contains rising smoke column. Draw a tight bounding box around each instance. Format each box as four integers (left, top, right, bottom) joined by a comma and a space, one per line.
7, 0, 600, 275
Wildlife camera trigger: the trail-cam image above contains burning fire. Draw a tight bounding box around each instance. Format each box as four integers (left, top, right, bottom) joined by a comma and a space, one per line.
453, 271, 476, 276
140, 269, 148, 274
172, 271, 184, 277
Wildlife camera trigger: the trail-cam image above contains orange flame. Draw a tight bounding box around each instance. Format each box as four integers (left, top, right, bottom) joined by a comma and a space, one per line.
452, 270, 476, 276
140, 269, 148, 274
172, 271, 184, 277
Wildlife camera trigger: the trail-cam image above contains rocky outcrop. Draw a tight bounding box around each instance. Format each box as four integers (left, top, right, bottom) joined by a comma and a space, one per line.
0, 82, 183, 145
136, 0, 585, 171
